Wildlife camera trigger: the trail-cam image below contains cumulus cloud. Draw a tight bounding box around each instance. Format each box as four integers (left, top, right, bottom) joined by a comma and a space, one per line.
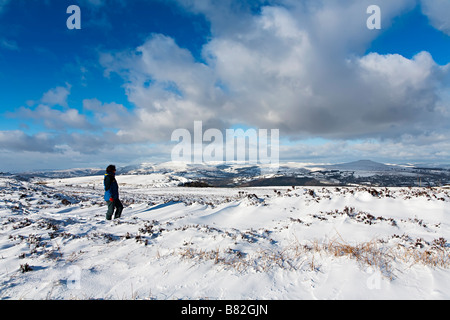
15, 104, 92, 131
100, 34, 228, 142
349, 51, 447, 136
4, 83, 141, 157
0, 131, 58, 153
11, 84, 93, 131
40, 85, 71, 108
100, 0, 450, 146
83, 98, 137, 130
3, 0, 450, 167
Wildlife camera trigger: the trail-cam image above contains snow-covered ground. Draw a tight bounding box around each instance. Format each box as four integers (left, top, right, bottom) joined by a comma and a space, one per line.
0, 174, 449, 300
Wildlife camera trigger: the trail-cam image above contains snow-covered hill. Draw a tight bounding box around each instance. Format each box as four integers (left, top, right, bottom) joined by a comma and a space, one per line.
0, 174, 449, 299
18, 160, 450, 188
319, 160, 396, 171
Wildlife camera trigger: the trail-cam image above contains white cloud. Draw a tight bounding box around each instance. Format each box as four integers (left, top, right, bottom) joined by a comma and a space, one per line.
11, 85, 93, 131
15, 104, 92, 131
0, 131, 58, 153
281, 133, 450, 164
101, 0, 450, 145
83, 98, 136, 129
100, 34, 228, 142
41, 84, 71, 108
353, 51, 447, 136
421, 0, 450, 35
3, 0, 450, 167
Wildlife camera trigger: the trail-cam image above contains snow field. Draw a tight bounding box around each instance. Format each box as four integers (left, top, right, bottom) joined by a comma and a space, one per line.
0, 175, 449, 299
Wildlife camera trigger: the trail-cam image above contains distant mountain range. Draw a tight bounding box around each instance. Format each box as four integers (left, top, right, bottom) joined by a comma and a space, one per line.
9, 160, 450, 188
322, 160, 395, 171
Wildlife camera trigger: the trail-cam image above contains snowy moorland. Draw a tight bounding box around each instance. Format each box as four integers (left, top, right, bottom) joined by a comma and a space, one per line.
0, 173, 449, 300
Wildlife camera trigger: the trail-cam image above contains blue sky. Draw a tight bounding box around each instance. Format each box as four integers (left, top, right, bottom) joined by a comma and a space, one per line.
0, 0, 210, 129
367, 4, 450, 65
0, 0, 449, 171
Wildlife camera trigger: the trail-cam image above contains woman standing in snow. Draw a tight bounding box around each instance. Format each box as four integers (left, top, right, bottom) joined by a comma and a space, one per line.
104, 165, 123, 220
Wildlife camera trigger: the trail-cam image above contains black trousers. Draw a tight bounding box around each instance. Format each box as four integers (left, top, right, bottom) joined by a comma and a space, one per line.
106, 199, 124, 220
